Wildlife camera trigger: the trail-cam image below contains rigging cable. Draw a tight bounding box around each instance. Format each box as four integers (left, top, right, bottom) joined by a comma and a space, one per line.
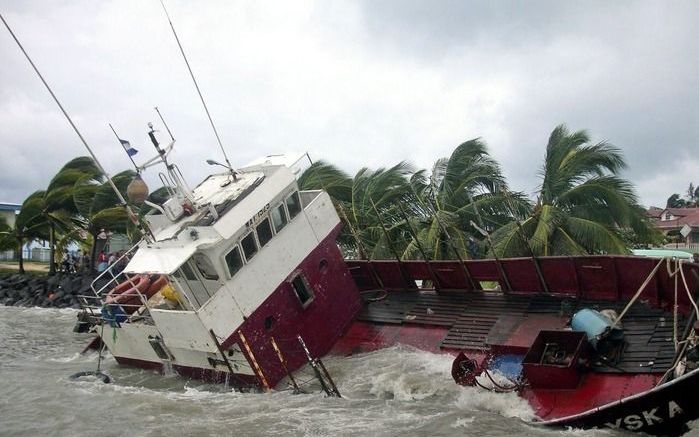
1, 14, 132, 211
158, 0, 237, 178
0, 12, 150, 242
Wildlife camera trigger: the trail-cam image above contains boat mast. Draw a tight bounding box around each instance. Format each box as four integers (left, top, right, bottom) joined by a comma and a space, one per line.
158, 0, 237, 180
0, 12, 148, 238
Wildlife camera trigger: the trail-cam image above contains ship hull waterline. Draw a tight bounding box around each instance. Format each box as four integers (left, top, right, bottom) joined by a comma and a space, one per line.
532, 365, 699, 436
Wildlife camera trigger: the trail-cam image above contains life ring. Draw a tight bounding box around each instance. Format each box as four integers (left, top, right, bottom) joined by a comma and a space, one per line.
69, 370, 111, 384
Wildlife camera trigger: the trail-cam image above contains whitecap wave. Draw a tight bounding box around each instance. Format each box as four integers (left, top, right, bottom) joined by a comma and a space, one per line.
454, 386, 535, 420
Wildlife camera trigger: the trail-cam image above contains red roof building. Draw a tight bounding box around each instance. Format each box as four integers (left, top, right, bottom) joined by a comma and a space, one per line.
647, 207, 699, 245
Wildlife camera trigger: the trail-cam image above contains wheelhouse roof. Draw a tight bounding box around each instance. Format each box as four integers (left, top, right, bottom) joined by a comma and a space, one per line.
127, 165, 297, 274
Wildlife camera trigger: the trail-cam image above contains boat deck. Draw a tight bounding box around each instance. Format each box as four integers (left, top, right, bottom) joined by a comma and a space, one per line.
358, 290, 682, 373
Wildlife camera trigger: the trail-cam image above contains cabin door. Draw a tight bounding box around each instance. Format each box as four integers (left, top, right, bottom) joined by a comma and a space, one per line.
173, 261, 213, 309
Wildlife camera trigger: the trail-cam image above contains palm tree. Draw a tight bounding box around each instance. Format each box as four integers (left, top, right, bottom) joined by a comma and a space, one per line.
345, 163, 417, 259
404, 139, 530, 260
0, 191, 49, 274
298, 161, 352, 204
299, 161, 415, 259
41, 157, 101, 273
73, 170, 135, 271
492, 124, 655, 257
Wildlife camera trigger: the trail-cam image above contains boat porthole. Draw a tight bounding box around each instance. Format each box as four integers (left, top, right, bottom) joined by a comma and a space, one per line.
319, 259, 328, 272
264, 316, 274, 330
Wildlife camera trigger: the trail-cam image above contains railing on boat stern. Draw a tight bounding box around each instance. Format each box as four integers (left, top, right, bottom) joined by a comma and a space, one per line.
76, 242, 155, 327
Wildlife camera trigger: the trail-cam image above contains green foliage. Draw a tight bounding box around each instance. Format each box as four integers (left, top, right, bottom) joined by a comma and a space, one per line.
299, 160, 415, 259
664, 183, 699, 208
492, 124, 656, 257
404, 138, 530, 260
5, 157, 136, 273
667, 193, 686, 208
73, 169, 134, 236
298, 161, 352, 202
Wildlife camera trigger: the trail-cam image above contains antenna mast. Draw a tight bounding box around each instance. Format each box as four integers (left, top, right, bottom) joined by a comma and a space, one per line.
159, 0, 237, 179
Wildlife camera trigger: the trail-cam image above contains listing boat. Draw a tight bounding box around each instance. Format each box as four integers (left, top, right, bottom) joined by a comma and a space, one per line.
77, 135, 699, 434
341, 255, 699, 435
4, 7, 698, 435
80, 139, 363, 390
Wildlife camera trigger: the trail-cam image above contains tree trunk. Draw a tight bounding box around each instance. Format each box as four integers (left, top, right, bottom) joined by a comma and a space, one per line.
48, 222, 56, 275
90, 231, 98, 274
16, 236, 24, 275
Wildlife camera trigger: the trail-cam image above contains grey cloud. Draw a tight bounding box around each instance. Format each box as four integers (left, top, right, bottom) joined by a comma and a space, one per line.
357, 0, 699, 205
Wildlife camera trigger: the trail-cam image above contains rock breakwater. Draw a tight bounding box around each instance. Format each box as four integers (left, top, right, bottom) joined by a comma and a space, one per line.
0, 273, 95, 308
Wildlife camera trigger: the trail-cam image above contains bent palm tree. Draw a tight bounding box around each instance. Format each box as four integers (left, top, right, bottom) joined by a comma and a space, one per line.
405, 139, 530, 260
299, 160, 415, 259
42, 157, 102, 273
73, 170, 135, 271
492, 124, 656, 257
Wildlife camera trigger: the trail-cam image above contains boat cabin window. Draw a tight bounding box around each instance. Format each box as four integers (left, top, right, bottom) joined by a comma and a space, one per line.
256, 217, 273, 248
172, 258, 221, 309
170, 269, 195, 308
193, 254, 219, 280
225, 245, 244, 277
286, 191, 301, 220
241, 231, 258, 261
180, 262, 197, 281
271, 203, 288, 232
290, 274, 314, 308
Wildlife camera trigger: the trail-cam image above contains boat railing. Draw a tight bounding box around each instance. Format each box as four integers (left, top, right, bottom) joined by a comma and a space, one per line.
76, 242, 155, 325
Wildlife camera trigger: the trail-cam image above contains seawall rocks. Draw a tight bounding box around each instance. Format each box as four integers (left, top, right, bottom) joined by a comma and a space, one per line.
0, 273, 95, 309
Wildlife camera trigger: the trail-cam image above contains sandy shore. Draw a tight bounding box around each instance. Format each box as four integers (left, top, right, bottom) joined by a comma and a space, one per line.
0, 262, 49, 273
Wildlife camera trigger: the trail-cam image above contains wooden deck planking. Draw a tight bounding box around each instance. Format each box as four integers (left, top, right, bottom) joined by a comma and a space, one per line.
359, 289, 684, 373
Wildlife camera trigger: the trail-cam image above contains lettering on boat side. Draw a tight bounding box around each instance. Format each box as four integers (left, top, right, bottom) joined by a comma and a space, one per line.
246, 203, 270, 228
604, 401, 684, 430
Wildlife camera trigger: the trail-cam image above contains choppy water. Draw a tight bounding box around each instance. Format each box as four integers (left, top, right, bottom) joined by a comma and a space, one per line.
1, 306, 694, 437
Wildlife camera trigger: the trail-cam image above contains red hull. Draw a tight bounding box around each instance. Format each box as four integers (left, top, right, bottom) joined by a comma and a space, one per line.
337, 256, 699, 435
109, 255, 699, 435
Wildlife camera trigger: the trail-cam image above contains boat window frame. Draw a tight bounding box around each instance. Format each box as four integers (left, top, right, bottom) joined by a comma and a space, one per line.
271, 202, 288, 233
179, 262, 198, 281
285, 191, 302, 220
170, 269, 199, 309
256, 216, 274, 248
289, 272, 315, 309
193, 253, 220, 281
224, 244, 245, 279
240, 230, 259, 262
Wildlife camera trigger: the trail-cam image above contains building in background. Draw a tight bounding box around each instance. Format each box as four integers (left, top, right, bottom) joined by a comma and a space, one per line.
647, 207, 699, 250
0, 202, 20, 228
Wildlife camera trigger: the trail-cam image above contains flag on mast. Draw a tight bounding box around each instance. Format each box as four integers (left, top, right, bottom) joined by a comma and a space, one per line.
119, 138, 138, 157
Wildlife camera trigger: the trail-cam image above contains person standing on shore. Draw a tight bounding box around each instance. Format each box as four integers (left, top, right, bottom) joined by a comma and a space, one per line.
97, 250, 108, 273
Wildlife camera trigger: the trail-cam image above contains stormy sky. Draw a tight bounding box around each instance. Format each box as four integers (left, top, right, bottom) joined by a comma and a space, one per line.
1, 0, 697, 208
